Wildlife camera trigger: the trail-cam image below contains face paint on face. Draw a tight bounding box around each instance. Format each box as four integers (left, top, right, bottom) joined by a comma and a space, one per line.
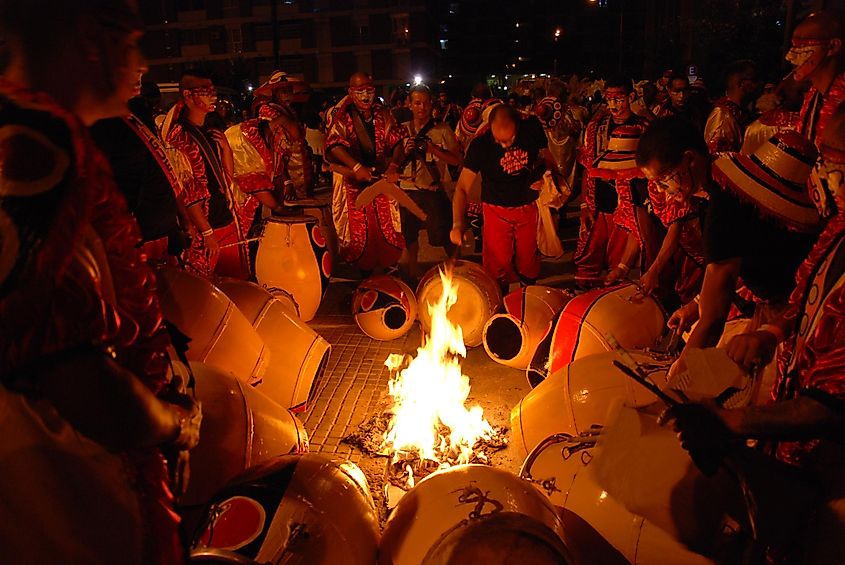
350, 86, 376, 110
188, 86, 217, 113
786, 38, 831, 81
669, 80, 689, 109
605, 88, 631, 122
645, 154, 693, 203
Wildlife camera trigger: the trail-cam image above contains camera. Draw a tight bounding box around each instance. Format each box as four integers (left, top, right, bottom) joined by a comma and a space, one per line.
411, 134, 429, 154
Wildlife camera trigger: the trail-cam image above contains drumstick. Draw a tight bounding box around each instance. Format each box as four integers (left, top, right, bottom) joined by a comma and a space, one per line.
612, 360, 678, 407
219, 236, 262, 249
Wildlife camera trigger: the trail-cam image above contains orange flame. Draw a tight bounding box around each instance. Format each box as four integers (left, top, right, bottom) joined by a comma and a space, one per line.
382, 267, 494, 482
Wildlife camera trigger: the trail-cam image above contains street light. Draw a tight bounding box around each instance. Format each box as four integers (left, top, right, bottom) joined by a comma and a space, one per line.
553, 27, 563, 76
413, 75, 423, 86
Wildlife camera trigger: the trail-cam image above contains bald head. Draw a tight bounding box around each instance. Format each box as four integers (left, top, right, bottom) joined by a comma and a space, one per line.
794, 11, 843, 42
349, 72, 373, 88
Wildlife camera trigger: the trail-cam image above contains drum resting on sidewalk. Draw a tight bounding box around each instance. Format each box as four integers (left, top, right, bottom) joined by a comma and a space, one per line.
527, 283, 666, 387
255, 215, 331, 322
191, 454, 379, 565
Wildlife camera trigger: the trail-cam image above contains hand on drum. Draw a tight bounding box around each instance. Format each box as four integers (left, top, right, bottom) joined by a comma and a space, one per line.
638, 268, 659, 296
604, 266, 627, 285
668, 300, 699, 335
659, 401, 734, 477
725, 330, 778, 372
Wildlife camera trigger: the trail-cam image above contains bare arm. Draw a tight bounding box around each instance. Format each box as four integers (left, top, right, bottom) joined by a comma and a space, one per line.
685, 259, 741, 349
428, 140, 463, 167
723, 395, 845, 440
449, 168, 478, 245
640, 221, 682, 294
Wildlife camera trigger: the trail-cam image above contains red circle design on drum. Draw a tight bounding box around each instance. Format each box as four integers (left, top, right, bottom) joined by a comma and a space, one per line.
312, 225, 326, 248
360, 289, 378, 312
198, 496, 266, 551
321, 251, 332, 278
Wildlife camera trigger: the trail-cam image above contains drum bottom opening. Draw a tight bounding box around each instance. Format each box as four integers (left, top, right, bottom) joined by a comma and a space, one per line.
486, 316, 523, 361
383, 305, 407, 331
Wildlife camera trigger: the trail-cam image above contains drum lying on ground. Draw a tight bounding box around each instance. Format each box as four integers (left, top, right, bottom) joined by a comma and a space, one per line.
352, 275, 417, 341
520, 433, 714, 565
416, 260, 502, 347
527, 284, 666, 387
379, 465, 573, 565
191, 454, 379, 565
156, 267, 270, 386
255, 215, 331, 322
218, 279, 330, 412
511, 350, 672, 459
483, 286, 572, 370
182, 362, 308, 510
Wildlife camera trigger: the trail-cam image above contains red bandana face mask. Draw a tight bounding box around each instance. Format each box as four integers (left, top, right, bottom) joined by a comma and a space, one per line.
187, 86, 217, 113
786, 38, 832, 81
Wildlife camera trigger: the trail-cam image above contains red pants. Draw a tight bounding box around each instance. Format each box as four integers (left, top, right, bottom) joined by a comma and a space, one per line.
574, 211, 629, 285
482, 203, 541, 285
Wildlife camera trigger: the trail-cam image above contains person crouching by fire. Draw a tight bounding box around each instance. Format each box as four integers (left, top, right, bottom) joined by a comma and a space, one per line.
450, 104, 556, 293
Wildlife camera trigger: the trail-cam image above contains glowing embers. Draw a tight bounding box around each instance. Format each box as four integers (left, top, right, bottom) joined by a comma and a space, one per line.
381, 267, 506, 489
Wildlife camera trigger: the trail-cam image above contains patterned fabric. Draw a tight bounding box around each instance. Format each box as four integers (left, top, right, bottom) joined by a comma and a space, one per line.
0, 80, 181, 563
798, 72, 845, 219
225, 119, 275, 233
257, 102, 314, 198
740, 108, 798, 155
325, 97, 407, 269
704, 97, 746, 154
775, 213, 845, 467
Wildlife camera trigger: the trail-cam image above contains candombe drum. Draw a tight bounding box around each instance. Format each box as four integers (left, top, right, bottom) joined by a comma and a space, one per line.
511, 350, 672, 458
520, 433, 715, 565
483, 286, 572, 370
416, 260, 502, 347
191, 454, 380, 565
218, 279, 331, 412
156, 267, 270, 386
255, 215, 331, 322
352, 275, 418, 341
527, 283, 666, 387
379, 465, 573, 565
182, 363, 308, 512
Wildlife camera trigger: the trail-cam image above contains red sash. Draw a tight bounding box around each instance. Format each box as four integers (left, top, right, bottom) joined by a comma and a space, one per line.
123, 115, 182, 197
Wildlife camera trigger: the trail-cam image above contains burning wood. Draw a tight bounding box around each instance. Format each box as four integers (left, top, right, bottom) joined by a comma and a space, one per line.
343, 266, 508, 491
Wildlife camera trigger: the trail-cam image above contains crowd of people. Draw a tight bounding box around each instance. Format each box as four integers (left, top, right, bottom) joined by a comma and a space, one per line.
1, 0, 845, 562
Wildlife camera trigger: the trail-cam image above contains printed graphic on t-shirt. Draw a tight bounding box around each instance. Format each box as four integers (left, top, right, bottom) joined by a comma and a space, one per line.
499, 147, 529, 175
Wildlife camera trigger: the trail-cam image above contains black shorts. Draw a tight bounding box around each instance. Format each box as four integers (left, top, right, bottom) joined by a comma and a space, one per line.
400, 189, 452, 247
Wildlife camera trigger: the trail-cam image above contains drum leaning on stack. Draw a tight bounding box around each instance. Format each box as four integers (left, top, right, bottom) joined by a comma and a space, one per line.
156, 267, 270, 386
379, 465, 573, 565
520, 433, 716, 565
255, 215, 332, 322
218, 279, 331, 412
482, 286, 572, 370
191, 454, 380, 565
511, 350, 672, 459
181, 362, 308, 513
527, 283, 666, 387
416, 260, 502, 347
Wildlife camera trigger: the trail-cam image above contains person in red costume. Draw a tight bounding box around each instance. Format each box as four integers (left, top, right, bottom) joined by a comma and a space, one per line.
574, 78, 657, 288
788, 11, 845, 220
252, 71, 315, 201
703, 60, 760, 154
162, 71, 248, 279
664, 102, 845, 563
326, 72, 407, 272
0, 1, 200, 562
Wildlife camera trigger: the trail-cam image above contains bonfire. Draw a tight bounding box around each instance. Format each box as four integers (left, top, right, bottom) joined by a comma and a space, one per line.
379, 267, 505, 488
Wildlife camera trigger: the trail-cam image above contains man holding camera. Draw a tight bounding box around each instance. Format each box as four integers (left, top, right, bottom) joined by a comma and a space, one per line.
400, 84, 463, 279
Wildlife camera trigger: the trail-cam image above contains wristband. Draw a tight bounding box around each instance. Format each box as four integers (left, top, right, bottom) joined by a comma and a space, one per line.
759, 323, 786, 343
616, 263, 630, 274
283, 180, 294, 186
352, 162, 362, 172
201, 228, 214, 237
693, 294, 701, 305
580, 202, 589, 210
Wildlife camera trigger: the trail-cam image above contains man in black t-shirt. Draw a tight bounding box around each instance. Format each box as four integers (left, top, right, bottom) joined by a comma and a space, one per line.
637, 117, 818, 371
450, 104, 552, 289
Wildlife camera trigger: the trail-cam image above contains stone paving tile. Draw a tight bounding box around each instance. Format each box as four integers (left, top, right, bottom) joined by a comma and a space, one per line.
301, 318, 416, 463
